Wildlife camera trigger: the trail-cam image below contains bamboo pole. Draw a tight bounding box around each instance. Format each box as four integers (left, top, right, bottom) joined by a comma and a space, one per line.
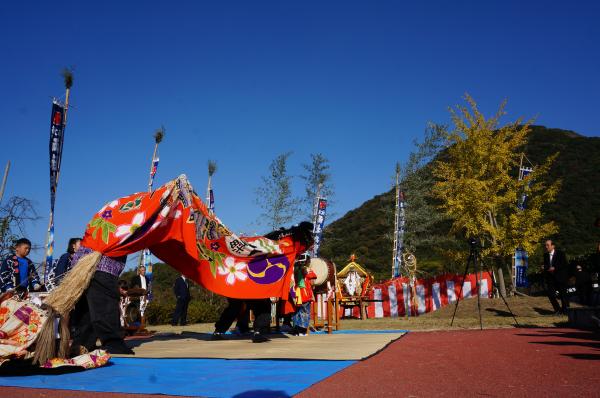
43, 71, 72, 280
138, 128, 164, 271
0, 160, 10, 204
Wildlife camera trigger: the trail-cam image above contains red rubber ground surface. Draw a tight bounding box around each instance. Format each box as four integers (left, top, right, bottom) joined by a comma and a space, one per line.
4, 328, 599, 398
298, 328, 600, 397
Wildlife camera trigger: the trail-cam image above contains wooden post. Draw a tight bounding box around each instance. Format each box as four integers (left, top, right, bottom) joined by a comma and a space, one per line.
0, 161, 9, 204
497, 267, 507, 298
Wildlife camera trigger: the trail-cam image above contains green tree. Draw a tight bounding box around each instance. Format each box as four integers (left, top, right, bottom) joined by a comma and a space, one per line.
399, 125, 450, 250
300, 153, 334, 220
255, 152, 300, 230
432, 95, 560, 265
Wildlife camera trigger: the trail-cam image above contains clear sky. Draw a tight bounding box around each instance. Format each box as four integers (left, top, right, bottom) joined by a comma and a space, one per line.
1, 0, 599, 267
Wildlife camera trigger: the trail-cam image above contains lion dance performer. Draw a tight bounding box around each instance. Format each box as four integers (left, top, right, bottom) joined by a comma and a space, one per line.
25, 175, 311, 365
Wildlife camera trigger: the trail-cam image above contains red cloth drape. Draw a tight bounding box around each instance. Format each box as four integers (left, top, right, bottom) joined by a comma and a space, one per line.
81, 175, 306, 299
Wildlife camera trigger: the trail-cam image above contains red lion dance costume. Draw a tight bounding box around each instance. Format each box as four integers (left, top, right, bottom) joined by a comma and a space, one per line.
0, 175, 311, 367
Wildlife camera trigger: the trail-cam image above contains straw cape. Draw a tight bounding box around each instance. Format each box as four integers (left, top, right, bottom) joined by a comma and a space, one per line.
0, 175, 308, 367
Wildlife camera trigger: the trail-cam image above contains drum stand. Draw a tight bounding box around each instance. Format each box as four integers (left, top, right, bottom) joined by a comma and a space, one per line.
311, 285, 340, 334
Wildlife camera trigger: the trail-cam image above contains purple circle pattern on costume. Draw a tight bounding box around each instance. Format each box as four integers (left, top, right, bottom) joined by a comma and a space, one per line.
247, 255, 290, 284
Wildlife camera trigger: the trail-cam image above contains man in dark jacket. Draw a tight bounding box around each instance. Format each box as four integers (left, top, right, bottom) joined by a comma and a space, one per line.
171, 274, 191, 326
543, 239, 570, 314
130, 266, 149, 291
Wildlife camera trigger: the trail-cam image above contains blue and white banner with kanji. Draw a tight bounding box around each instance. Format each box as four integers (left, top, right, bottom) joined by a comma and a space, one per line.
312, 198, 327, 256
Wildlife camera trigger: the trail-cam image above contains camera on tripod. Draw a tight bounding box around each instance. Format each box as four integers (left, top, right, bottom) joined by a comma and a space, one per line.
468, 237, 481, 249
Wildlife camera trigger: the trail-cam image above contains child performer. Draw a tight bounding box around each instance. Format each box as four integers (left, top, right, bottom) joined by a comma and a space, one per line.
291, 253, 317, 336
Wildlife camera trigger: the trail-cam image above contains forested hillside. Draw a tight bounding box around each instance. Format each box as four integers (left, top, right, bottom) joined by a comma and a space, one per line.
320, 126, 600, 281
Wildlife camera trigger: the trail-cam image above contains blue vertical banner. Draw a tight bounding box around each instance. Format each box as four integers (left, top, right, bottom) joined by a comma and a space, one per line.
49, 101, 65, 212
392, 191, 406, 278
46, 100, 66, 282
517, 167, 532, 210
149, 157, 160, 189
312, 198, 327, 256
208, 189, 215, 212
143, 247, 153, 300
515, 248, 529, 288
514, 165, 533, 288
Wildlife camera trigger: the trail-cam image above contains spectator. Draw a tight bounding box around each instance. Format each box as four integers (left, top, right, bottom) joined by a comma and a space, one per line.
171, 274, 190, 326
542, 239, 570, 314
130, 265, 149, 291
118, 279, 129, 328
0, 238, 42, 293
54, 238, 82, 282
575, 265, 593, 306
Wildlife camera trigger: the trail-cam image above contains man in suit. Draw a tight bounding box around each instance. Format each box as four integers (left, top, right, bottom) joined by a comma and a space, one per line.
543, 239, 570, 314
130, 266, 149, 291
129, 265, 150, 323
171, 274, 191, 326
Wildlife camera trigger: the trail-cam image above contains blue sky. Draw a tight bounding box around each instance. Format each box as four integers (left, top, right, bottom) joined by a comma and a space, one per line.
1, 1, 599, 267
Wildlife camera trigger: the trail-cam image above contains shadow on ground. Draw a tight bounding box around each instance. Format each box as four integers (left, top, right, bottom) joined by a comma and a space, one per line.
0, 359, 115, 376
516, 328, 600, 360
126, 331, 290, 349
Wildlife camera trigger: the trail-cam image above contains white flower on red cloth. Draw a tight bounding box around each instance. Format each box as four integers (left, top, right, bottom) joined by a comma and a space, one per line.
115, 212, 145, 241
160, 206, 171, 217
218, 257, 248, 285
98, 200, 119, 215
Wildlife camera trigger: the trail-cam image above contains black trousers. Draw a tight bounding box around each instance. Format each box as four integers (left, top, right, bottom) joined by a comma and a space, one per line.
545, 275, 569, 312
71, 271, 124, 351
577, 284, 593, 306
247, 299, 271, 335
214, 298, 270, 334
214, 298, 249, 333
172, 297, 190, 325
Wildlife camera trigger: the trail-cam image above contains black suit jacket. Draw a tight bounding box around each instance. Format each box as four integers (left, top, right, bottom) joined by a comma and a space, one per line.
130, 275, 149, 290
543, 249, 569, 283
173, 277, 190, 300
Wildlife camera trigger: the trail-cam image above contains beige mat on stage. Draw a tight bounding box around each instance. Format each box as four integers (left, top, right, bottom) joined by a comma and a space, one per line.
116, 332, 406, 361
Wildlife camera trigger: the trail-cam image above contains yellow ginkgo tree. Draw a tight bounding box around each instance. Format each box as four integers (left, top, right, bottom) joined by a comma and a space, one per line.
432, 95, 560, 266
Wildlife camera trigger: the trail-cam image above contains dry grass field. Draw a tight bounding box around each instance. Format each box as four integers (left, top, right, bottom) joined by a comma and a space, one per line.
148, 295, 569, 334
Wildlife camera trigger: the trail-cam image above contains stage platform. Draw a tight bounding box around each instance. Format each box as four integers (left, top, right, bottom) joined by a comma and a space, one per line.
117, 330, 407, 360
0, 330, 407, 398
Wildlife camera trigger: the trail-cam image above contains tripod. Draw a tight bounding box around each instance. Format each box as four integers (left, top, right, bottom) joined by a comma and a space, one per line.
450, 239, 519, 329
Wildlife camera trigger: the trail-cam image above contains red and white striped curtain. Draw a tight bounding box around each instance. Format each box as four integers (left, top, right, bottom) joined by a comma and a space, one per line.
367, 272, 492, 318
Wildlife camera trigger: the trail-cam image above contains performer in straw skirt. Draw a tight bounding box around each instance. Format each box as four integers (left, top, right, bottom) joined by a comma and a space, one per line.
69, 247, 133, 355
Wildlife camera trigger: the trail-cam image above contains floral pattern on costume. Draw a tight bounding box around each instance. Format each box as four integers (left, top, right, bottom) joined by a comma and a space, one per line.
218, 257, 248, 285
0, 295, 49, 367
42, 349, 111, 369
114, 212, 145, 242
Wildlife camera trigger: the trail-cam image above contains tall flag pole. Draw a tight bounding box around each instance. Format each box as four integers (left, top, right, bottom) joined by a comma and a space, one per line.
43, 69, 73, 283
139, 127, 165, 280
392, 163, 405, 278
513, 154, 534, 290
207, 160, 217, 213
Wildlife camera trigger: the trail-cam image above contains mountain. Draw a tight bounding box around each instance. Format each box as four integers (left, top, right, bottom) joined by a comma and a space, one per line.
319, 126, 600, 281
